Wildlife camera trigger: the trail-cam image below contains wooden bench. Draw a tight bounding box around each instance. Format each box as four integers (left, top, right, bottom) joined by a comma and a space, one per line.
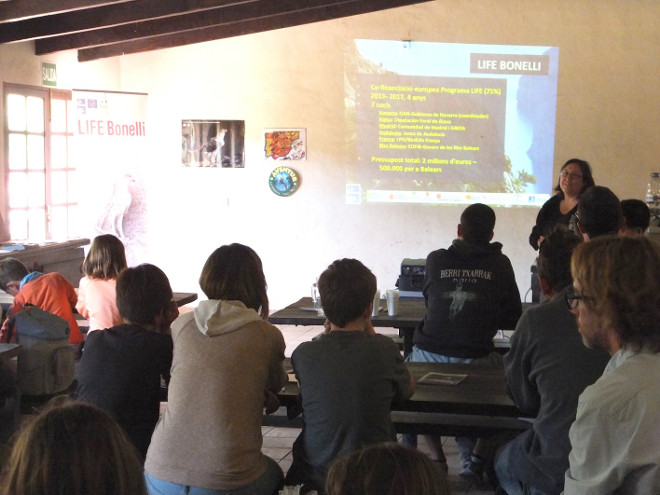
263, 407, 532, 438
391, 410, 531, 437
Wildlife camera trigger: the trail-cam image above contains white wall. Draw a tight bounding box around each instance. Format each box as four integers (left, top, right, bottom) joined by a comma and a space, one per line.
2, 0, 660, 309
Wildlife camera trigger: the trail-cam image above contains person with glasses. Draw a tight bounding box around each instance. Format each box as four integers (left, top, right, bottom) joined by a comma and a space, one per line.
563, 236, 660, 494
575, 185, 622, 241
494, 226, 609, 495
529, 159, 595, 250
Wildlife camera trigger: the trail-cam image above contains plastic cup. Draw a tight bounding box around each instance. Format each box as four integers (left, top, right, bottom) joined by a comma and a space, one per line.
311, 282, 325, 317
386, 289, 400, 316
372, 290, 381, 316
315, 298, 325, 317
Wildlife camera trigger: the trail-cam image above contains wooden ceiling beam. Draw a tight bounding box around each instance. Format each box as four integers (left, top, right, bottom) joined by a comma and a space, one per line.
0, 0, 257, 43
36, 0, 429, 59
76, 0, 430, 62
36, 0, 362, 53
0, 0, 130, 23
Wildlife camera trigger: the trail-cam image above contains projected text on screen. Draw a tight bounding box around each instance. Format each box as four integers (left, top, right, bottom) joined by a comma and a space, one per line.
345, 41, 559, 207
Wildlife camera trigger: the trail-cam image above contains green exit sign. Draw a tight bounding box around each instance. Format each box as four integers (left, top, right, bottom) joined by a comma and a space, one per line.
42, 62, 57, 87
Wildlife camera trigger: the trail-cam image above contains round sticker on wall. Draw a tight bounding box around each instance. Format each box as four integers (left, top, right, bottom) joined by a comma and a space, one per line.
269, 166, 299, 197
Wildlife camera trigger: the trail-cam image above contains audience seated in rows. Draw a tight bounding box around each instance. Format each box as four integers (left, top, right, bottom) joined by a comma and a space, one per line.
285, 258, 414, 494
494, 226, 609, 495
75, 263, 176, 460
2, 185, 658, 495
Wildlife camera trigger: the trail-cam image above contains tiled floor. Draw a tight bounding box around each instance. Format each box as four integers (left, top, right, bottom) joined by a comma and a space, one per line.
269, 324, 496, 494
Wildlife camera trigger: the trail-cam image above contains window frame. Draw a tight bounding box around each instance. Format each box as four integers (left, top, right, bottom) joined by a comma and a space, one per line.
3, 83, 75, 241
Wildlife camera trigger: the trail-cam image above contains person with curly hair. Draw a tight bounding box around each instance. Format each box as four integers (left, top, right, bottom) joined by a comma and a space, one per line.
564, 236, 660, 494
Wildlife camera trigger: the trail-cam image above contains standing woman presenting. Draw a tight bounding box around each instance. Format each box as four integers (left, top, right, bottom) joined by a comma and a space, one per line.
529, 158, 594, 250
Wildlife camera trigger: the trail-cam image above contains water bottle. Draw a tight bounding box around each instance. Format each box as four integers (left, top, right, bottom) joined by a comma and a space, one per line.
311, 282, 324, 317
646, 172, 660, 209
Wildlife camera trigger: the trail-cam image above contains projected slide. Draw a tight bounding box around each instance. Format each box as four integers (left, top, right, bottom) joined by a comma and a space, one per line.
345, 41, 559, 206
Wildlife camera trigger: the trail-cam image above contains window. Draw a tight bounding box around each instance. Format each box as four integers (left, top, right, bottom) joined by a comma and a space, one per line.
3, 83, 78, 241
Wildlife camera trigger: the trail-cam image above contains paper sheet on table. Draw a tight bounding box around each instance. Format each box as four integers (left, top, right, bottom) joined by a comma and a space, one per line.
418, 372, 467, 386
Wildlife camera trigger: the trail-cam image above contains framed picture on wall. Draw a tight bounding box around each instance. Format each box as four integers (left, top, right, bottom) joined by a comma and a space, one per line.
264, 128, 306, 160
182, 119, 245, 168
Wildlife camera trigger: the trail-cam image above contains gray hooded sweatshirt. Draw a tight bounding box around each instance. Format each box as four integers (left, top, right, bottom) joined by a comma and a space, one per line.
145, 299, 287, 490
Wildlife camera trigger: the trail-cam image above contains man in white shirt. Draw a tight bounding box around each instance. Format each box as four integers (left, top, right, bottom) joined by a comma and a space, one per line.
563, 236, 660, 494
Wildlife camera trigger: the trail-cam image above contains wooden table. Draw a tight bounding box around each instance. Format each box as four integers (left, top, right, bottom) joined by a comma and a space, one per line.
0, 292, 12, 312
0, 343, 21, 440
2, 292, 198, 335
268, 297, 521, 355
269, 296, 426, 327
273, 360, 530, 437
0, 238, 89, 287
1, 291, 197, 311
0, 344, 21, 362
172, 292, 198, 307
269, 296, 426, 354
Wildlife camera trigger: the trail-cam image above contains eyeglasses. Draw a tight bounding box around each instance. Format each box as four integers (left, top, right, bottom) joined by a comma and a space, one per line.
565, 290, 592, 310
560, 170, 583, 180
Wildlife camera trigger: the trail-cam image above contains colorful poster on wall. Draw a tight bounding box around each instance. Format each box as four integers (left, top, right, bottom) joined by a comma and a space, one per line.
182, 119, 245, 168
72, 90, 149, 265
264, 129, 306, 160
